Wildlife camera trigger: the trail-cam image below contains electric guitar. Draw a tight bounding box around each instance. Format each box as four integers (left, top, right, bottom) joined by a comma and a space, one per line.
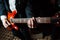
7, 10, 60, 31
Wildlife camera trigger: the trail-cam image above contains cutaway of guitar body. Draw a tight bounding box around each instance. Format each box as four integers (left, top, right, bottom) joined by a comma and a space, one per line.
7, 10, 18, 31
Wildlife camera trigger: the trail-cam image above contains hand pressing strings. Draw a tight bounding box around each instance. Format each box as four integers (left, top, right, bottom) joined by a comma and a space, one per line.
27, 17, 37, 28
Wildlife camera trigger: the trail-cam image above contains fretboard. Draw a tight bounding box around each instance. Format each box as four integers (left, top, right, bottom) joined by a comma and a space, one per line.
10, 17, 51, 23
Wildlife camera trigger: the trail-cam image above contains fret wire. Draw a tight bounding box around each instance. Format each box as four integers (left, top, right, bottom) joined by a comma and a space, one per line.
36, 17, 51, 23
11, 18, 30, 23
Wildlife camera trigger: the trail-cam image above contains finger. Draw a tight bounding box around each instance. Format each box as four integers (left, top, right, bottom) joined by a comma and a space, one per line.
31, 19, 33, 28
27, 19, 31, 28
3, 22, 8, 28
27, 18, 33, 28
6, 20, 11, 25
30, 18, 34, 28
32, 17, 34, 20
27, 18, 34, 28
2, 20, 9, 28
31, 17, 37, 28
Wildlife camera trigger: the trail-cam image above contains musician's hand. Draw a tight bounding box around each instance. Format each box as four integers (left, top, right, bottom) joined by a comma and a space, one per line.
1, 15, 11, 28
27, 17, 37, 28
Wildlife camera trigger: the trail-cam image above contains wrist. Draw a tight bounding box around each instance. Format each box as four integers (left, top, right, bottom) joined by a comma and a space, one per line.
12, 10, 17, 13
0, 15, 7, 20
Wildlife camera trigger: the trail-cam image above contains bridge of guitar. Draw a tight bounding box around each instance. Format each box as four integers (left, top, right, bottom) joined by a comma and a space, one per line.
7, 10, 18, 31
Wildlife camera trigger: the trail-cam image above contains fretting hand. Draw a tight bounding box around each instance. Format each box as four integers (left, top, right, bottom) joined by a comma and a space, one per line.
27, 17, 37, 28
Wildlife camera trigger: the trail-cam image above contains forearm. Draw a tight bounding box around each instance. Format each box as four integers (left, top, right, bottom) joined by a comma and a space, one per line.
9, 0, 17, 12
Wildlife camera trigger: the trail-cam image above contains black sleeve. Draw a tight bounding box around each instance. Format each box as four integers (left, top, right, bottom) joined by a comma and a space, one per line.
0, 0, 11, 16
0, 0, 7, 16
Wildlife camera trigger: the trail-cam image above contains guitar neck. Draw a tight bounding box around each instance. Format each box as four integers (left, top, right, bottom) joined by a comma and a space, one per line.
10, 17, 51, 23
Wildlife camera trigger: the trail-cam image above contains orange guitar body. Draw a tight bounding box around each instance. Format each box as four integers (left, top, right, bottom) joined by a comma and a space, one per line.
7, 10, 18, 31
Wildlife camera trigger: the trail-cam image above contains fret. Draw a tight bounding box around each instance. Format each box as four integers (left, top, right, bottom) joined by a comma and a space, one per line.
36, 17, 51, 23
10, 18, 30, 23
